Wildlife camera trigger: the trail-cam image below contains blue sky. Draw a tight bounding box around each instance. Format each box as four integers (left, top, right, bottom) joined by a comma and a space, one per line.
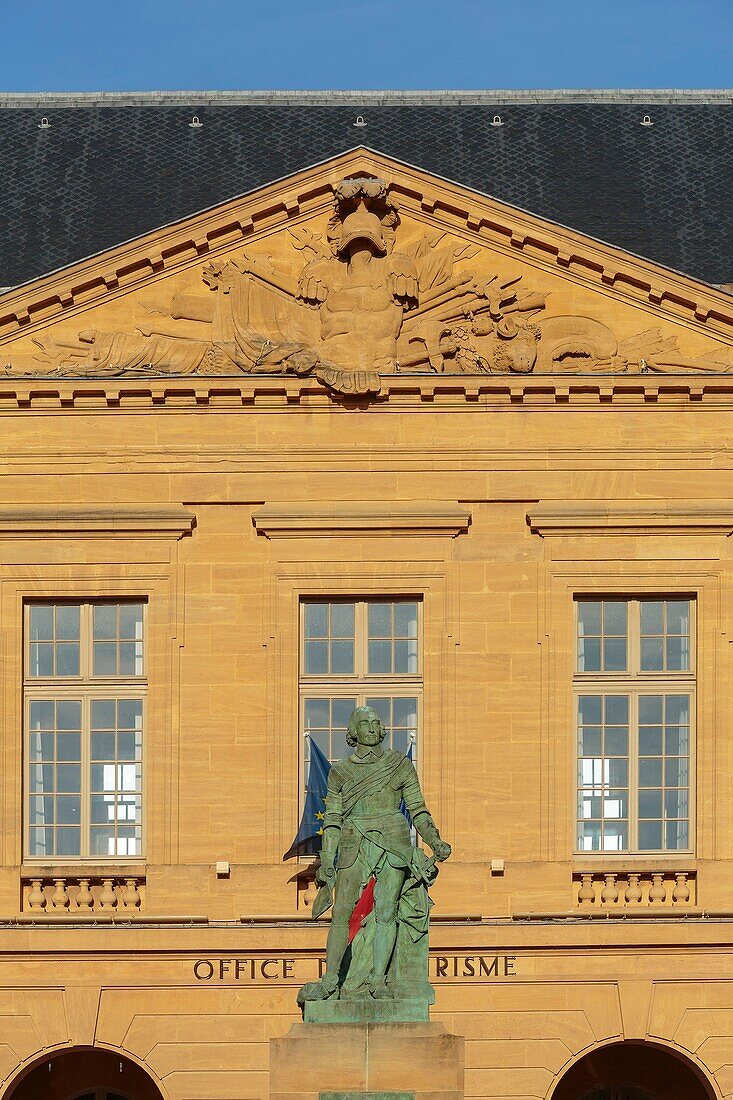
2, 0, 732, 92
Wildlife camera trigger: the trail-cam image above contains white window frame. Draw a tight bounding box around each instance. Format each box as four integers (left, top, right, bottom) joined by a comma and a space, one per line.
574, 596, 695, 856
23, 600, 147, 864
299, 598, 423, 792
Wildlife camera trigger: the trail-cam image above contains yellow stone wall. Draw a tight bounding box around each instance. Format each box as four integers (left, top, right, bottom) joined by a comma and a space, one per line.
0, 148, 732, 1099
0, 375, 729, 1098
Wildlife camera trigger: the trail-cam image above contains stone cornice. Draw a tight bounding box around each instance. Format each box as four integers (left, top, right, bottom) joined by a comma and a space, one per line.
0, 505, 195, 539
527, 500, 733, 536
0, 373, 730, 412
0, 917, 733, 950
252, 502, 472, 539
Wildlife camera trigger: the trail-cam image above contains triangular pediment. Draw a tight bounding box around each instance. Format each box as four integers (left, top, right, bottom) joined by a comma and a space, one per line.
1, 147, 732, 395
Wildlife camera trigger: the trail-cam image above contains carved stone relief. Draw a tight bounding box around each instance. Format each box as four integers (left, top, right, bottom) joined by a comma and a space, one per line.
5, 175, 733, 394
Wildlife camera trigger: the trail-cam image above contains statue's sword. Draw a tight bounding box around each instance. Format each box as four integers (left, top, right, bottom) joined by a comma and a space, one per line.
310, 849, 437, 922
411, 849, 438, 884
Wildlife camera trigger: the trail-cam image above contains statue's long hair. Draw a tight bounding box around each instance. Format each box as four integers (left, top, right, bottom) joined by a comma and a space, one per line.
346, 705, 387, 748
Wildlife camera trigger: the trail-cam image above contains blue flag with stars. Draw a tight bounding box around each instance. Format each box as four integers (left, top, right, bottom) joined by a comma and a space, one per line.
283, 737, 332, 860
400, 742, 414, 827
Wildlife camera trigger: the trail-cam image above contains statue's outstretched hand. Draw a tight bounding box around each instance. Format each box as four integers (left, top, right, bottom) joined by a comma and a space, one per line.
316, 861, 336, 887
432, 839, 452, 862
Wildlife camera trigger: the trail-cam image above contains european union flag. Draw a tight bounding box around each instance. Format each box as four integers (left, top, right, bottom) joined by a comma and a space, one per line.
400, 741, 414, 827
283, 737, 332, 860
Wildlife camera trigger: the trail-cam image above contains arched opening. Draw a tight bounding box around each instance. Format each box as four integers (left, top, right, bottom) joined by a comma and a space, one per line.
6, 1048, 164, 1100
553, 1041, 715, 1100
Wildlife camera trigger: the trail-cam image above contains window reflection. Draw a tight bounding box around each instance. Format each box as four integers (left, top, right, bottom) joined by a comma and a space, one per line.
300, 599, 422, 801
26, 602, 145, 860
575, 597, 693, 854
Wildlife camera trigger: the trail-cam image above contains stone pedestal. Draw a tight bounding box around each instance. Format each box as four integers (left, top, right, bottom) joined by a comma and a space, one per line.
270, 1021, 464, 1100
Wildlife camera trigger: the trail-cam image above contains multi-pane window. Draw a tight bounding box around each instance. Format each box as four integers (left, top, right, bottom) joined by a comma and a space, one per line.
575, 597, 693, 853
301, 600, 421, 780
25, 602, 145, 860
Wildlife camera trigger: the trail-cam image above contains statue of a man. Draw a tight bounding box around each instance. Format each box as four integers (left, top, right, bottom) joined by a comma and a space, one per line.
296, 195, 418, 374
300, 705, 451, 1003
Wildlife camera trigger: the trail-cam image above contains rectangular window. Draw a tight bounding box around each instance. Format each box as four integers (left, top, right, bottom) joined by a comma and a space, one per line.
25, 602, 145, 860
300, 599, 421, 784
575, 597, 693, 854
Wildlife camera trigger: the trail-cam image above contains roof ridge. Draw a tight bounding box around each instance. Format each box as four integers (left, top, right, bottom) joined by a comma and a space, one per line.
1, 89, 733, 108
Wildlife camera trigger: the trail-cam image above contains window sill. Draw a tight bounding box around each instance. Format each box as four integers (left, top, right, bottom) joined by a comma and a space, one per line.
572, 855, 696, 871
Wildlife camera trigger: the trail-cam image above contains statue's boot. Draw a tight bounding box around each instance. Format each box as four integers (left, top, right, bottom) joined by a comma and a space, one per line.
298, 967, 340, 1003
369, 918, 398, 998
305, 917, 350, 1000
369, 977, 392, 999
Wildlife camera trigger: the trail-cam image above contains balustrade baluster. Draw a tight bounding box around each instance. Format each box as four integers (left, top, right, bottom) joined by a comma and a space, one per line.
52, 879, 69, 910
123, 878, 141, 909
672, 872, 690, 904
76, 879, 93, 911
27, 879, 45, 911
601, 873, 619, 905
625, 873, 643, 904
649, 873, 667, 904
578, 873, 596, 905
99, 878, 117, 910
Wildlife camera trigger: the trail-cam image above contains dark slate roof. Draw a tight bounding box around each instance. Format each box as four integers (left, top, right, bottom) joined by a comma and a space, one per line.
2, 90, 733, 288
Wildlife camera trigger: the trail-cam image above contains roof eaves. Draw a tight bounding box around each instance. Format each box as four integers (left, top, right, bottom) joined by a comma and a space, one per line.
1, 89, 733, 108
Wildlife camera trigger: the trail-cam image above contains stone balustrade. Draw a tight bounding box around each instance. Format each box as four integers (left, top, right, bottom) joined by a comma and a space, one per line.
22, 874, 145, 913
574, 869, 696, 908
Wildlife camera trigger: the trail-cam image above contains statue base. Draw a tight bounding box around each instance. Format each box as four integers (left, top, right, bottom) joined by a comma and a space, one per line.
303, 996, 429, 1024
270, 1021, 464, 1100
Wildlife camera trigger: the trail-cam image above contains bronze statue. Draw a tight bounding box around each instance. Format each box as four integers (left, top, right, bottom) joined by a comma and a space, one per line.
299, 705, 450, 1006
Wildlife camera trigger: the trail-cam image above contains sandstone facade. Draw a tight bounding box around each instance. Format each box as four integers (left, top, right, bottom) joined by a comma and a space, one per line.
0, 144, 730, 1100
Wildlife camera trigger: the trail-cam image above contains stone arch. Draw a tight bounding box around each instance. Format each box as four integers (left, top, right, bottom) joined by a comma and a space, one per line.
549, 1039, 719, 1100
3, 1047, 166, 1100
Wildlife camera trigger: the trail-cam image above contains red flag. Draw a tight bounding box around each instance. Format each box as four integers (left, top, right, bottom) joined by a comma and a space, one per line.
348, 877, 376, 943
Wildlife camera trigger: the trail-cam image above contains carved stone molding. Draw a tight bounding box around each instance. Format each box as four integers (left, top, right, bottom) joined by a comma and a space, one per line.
527, 500, 733, 537
9, 174, 552, 396
252, 502, 472, 539
574, 868, 697, 908
0, 504, 196, 539
0, 375, 732, 411
22, 872, 146, 914
5, 153, 732, 398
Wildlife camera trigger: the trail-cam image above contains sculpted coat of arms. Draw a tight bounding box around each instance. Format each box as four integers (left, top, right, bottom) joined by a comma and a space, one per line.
13, 175, 733, 392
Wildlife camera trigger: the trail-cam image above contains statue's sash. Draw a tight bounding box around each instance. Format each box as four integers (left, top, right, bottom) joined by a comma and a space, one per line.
340, 754, 404, 818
